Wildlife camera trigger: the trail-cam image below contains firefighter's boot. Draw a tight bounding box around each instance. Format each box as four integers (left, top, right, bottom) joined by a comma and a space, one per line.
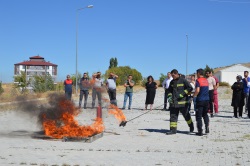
166, 128, 177, 135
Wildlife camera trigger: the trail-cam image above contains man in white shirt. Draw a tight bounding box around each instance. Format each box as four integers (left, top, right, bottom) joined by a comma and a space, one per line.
106, 72, 118, 106
162, 72, 173, 110
206, 70, 216, 118
91, 72, 104, 108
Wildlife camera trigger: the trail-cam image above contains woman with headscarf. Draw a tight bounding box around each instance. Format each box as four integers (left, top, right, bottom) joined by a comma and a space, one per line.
145, 75, 158, 111
231, 75, 245, 118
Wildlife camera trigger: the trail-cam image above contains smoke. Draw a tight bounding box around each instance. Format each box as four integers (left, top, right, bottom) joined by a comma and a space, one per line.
37, 93, 79, 125
14, 92, 78, 129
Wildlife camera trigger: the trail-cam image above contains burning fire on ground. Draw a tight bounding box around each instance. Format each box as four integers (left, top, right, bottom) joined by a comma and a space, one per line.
39, 93, 126, 139
40, 94, 104, 139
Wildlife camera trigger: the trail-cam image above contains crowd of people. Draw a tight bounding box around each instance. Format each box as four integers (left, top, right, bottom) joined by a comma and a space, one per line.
63, 69, 250, 136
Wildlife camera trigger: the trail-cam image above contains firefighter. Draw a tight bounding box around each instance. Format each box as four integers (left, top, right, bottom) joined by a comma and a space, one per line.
166, 69, 194, 135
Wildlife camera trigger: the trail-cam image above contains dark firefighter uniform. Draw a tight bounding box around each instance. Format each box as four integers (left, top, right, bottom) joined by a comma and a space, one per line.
166, 76, 194, 135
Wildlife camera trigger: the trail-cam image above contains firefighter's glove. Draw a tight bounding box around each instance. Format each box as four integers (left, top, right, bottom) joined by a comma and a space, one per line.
167, 96, 172, 103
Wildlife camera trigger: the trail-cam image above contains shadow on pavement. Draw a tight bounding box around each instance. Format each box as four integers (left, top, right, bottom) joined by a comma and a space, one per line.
138, 128, 193, 135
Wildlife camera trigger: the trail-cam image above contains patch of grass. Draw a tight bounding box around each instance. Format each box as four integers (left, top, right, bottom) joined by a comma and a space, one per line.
243, 134, 250, 140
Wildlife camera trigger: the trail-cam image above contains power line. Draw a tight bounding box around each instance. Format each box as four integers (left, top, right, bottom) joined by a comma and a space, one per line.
209, 0, 250, 4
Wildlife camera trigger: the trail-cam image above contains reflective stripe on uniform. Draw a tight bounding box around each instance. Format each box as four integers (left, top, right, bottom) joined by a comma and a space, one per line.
177, 84, 184, 87
170, 122, 177, 128
184, 89, 188, 94
178, 101, 188, 104
186, 118, 193, 125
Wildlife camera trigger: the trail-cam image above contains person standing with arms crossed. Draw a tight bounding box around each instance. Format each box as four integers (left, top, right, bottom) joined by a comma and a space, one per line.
162, 72, 172, 111
166, 69, 194, 135
64, 75, 73, 100
193, 69, 210, 136
122, 75, 135, 110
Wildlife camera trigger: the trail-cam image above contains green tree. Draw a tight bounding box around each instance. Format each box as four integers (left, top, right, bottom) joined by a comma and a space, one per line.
109, 57, 118, 68
109, 58, 115, 69
32, 74, 55, 93
159, 73, 167, 87
0, 81, 4, 95
105, 66, 142, 85
114, 57, 118, 67
71, 72, 82, 87
13, 71, 31, 93
204, 65, 214, 76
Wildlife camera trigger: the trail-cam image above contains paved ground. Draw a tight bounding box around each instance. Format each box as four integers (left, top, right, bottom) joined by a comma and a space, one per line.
0, 87, 250, 166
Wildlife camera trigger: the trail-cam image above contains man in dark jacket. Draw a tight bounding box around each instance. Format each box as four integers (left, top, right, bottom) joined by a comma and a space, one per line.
79, 73, 90, 109
166, 69, 194, 135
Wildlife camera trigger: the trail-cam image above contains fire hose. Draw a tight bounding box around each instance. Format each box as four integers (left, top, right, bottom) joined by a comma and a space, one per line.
119, 103, 167, 127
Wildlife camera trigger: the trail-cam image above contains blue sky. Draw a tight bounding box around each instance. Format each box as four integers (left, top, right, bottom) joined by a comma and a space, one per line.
1, 0, 250, 83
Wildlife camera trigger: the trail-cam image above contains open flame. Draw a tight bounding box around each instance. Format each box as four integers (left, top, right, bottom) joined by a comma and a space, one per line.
108, 104, 126, 123
40, 95, 104, 139
40, 91, 127, 139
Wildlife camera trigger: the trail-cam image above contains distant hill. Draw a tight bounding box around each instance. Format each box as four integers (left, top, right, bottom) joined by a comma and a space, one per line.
213, 62, 250, 73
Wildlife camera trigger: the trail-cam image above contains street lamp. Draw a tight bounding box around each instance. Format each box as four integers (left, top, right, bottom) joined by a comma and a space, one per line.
76, 5, 93, 95
186, 34, 188, 77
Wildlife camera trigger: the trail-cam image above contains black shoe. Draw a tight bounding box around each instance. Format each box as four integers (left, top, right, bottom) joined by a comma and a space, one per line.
166, 130, 177, 135
211, 114, 214, 118
205, 127, 209, 134
196, 132, 203, 136
122, 107, 125, 110
128, 108, 131, 110
190, 126, 194, 133
196, 131, 203, 136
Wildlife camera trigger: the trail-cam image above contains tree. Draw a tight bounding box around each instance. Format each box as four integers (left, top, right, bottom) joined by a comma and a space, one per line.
204, 65, 214, 76
109, 58, 115, 69
0, 81, 4, 95
32, 74, 55, 93
109, 57, 118, 69
13, 71, 30, 93
114, 57, 118, 67
105, 66, 142, 85
159, 73, 167, 87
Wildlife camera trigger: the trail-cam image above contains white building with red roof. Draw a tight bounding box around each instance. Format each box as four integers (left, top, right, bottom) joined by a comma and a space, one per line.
14, 55, 58, 81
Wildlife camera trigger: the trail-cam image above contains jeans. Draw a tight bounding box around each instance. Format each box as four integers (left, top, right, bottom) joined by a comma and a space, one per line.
92, 88, 102, 107
65, 91, 72, 100
244, 92, 249, 112
108, 89, 117, 106
123, 92, 133, 109
79, 90, 89, 108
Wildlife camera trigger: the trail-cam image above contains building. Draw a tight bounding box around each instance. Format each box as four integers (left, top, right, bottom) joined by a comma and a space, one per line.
214, 64, 250, 85
14, 55, 58, 82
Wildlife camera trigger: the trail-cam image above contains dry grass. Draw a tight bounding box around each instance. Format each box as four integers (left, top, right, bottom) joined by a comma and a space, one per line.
0, 83, 144, 104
